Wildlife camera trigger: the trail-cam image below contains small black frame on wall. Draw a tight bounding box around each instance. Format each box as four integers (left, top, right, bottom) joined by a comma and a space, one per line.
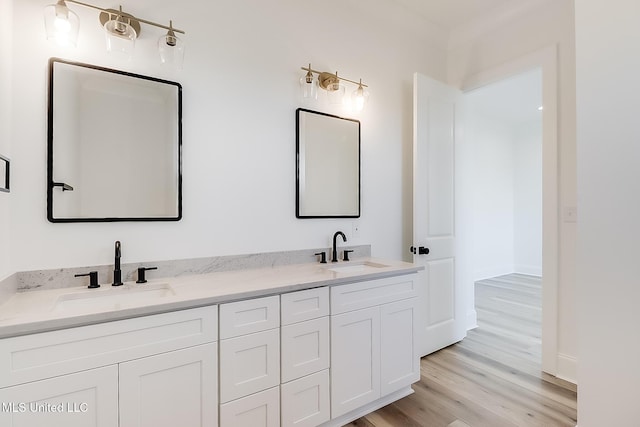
0, 154, 9, 193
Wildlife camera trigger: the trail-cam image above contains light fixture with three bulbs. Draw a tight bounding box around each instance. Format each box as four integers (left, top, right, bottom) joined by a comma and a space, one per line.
43, 0, 186, 67
300, 64, 370, 112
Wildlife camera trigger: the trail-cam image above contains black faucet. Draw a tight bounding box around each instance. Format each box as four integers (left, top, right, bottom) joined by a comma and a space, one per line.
332, 231, 347, 263
113, 240, 123, 286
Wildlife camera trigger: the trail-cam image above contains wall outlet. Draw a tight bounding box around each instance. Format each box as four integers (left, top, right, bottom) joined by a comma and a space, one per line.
352, 222, 361, 238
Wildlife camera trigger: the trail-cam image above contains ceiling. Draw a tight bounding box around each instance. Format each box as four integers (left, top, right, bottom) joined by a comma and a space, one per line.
389, 0, 548, 30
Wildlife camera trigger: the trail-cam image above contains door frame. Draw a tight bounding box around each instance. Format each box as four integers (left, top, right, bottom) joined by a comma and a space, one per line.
460, 45, 559, 375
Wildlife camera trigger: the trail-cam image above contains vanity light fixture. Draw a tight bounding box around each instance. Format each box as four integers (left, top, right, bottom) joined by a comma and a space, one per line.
300, 64, 370, 111
44, 0, 186, 66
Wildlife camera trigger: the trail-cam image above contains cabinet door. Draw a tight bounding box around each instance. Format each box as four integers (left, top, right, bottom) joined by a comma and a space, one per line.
219, 386, 279, 427
219, 329, 280, 403
119, 343, 218, 427
330, 306, 380, 418
281, 317, 329, 383
0, 365, 118, 427
281, 370, 330, 427
381, 298, 420, 395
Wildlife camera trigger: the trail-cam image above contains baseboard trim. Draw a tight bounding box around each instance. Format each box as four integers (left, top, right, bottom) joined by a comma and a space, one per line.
466, 309, 478, 330
318, 387, 414, 427
474, 266, 514, 281
514, 264, 542, 276
556, 353, 577, 384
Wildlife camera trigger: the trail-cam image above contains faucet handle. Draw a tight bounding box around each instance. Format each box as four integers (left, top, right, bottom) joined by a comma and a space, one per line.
75, 271, 100, 289
136, 267, 158, 284
343, 250, 354, 262
314, 252, 327, 264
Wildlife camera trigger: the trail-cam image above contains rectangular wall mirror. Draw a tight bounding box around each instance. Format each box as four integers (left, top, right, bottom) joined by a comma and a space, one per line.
48, 58, 182, 222
296, 108, 360, 218
0, 155, 9, 193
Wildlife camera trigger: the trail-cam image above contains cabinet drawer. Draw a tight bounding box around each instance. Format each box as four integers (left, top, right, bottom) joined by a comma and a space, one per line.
0, 305, 218, 387
281, 287, 329, 325
281, 370, 330, 427
220, 386, 280, 427
281, 317, 329, 383
331, 274, 418, 314
220, 295, 279, 339
219, 329, 280, 403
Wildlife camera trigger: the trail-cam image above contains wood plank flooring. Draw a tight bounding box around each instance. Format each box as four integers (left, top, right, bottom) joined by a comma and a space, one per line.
347, 274, 577, 427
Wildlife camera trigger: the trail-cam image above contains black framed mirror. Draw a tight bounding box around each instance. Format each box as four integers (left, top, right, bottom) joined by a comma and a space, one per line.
296, 108, 360, 218
47, 58, 182, 222
0, 154, 9, 193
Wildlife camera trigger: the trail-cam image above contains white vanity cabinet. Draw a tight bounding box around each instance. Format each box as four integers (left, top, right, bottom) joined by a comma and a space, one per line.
219, 295, 281, 427
280, 287, 330, 427
329, 274, 419, 420
0, 306, 218, 427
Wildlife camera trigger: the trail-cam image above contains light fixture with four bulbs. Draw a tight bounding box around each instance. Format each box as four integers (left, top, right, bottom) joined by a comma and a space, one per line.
300, 64, 370, 112
43, 0, 186, 67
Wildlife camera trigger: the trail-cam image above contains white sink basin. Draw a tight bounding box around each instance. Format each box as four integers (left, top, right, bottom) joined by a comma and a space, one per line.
326, 261, 389, 274
53, 283, 175, 313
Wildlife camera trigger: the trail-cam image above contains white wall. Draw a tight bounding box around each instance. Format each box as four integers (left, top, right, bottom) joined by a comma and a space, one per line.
576, 1, 640, 424
8, 0, 446, 271
464, 110, 542, 281
0, 0, 12, 281
467, 111, 516, 280
447, 0, 577, 380
513, 120, 542, 276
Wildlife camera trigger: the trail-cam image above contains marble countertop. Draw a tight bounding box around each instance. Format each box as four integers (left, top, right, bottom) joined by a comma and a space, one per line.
0, 258, 422, 339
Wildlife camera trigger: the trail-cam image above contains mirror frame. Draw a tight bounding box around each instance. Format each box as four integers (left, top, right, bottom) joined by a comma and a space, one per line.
296, 108, 361, 219
47, 58, 182, 222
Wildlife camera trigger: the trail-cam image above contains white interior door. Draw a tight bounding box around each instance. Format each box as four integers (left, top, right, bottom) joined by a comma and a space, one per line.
413, 72, 467, 357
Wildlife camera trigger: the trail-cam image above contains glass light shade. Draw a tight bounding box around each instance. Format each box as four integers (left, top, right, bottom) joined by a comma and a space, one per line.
43, 1, 79, 47
104, 18, 137, 58
158, 33, 185, 68
352, 85, 370, 112
299, 73, 318, 100
327, 84, 345, 105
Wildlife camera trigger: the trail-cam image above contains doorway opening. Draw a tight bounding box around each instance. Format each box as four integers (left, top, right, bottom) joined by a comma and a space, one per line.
462, 67, 545, 368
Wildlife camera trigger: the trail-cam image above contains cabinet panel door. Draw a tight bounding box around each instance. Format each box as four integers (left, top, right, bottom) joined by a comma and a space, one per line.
281, 370, 330, 427
330, 306, 380, 418
219, 386, 279, 427
119, 343, 218, 427
281, 317, 329, 383
219, 329, 280, 403
381, 298, 420, 395
0, 365, 118, 427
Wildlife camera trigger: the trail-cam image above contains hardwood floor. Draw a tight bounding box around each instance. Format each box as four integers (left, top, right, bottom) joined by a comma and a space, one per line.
347, 274, 577, 427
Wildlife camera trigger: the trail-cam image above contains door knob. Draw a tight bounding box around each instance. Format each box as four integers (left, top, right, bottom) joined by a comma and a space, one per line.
410, 246, 430, 255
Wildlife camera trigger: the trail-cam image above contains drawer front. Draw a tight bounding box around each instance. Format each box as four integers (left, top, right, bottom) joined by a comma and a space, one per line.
331, 274, 418, 314
281, 287, 329, 325
281, 317, 329, 383
0, 306, 218, 388
219, 386, 280, 427
281, 370, 330, 427
220, 295, 280, 339
219, 329, 280, 403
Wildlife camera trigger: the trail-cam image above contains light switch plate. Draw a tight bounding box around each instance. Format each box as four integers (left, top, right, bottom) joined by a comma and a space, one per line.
563, 206, 577, 223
